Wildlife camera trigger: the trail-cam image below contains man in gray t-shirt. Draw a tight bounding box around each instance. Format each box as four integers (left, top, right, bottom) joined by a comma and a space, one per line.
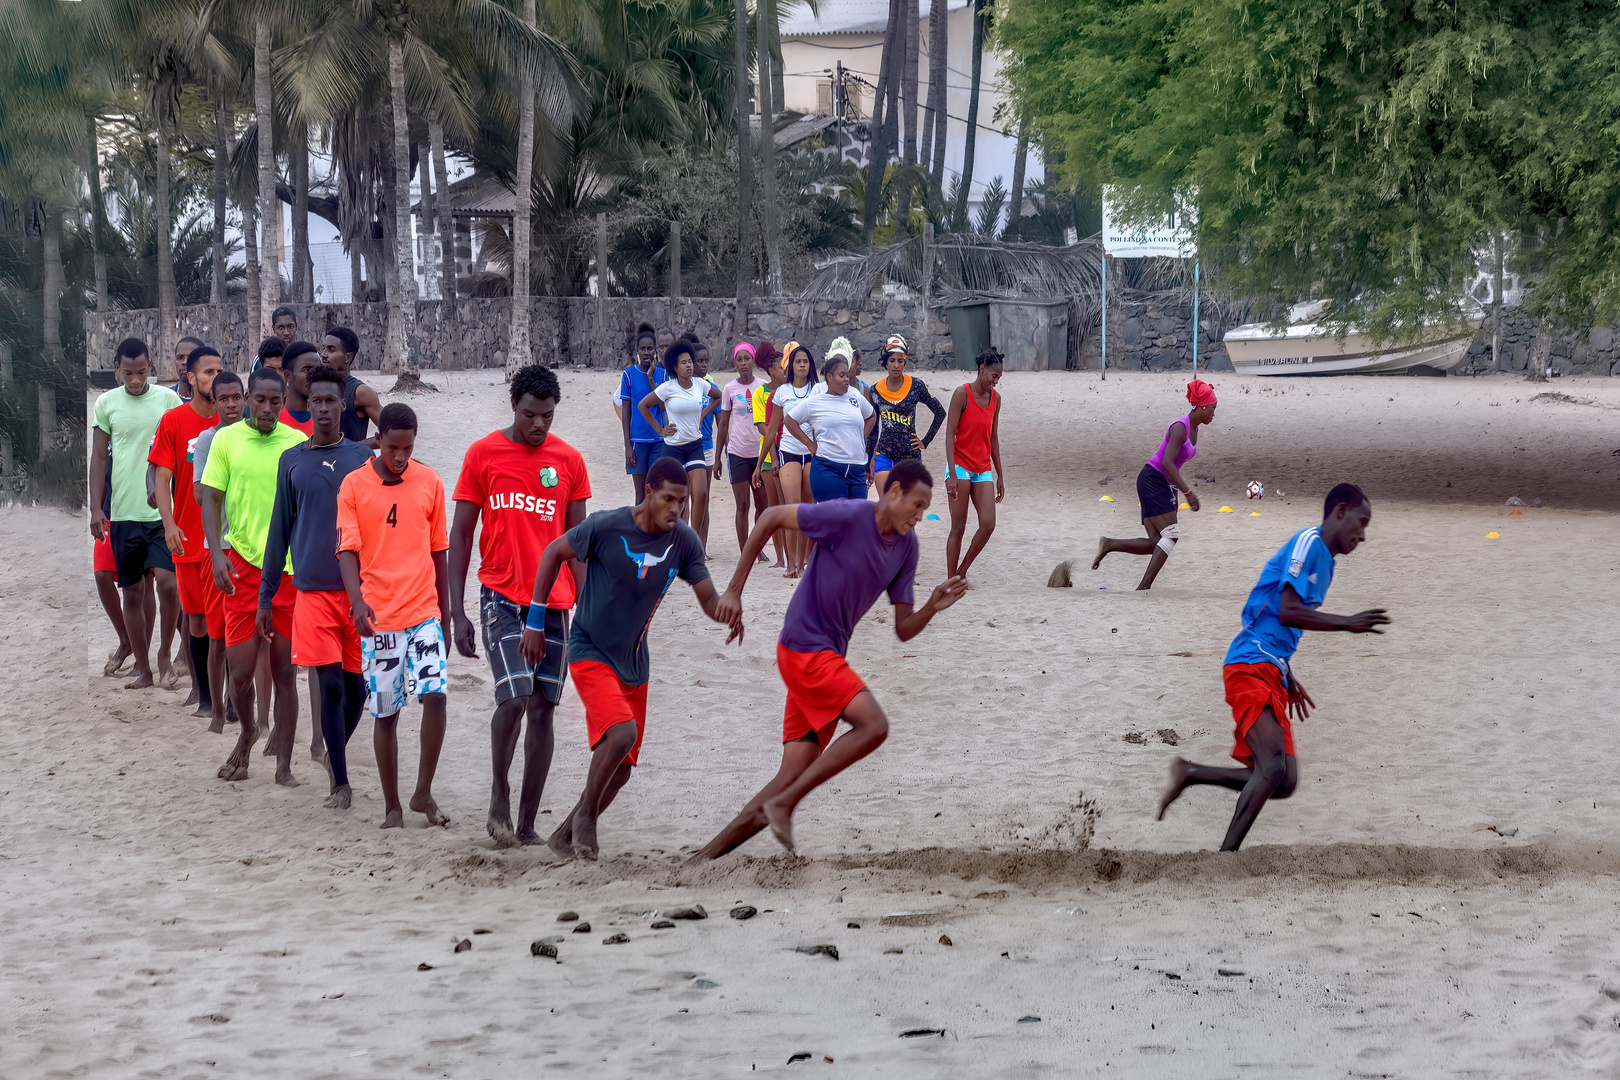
520, 457, 740, 860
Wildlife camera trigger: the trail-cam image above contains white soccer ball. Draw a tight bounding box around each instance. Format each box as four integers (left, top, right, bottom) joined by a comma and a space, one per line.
1246, 480, 1264, 500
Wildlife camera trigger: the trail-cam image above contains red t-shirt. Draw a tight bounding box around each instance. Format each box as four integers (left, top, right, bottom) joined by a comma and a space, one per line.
452, 431, 592, 609
279, 408, 314, 435
147, 403, 221, 563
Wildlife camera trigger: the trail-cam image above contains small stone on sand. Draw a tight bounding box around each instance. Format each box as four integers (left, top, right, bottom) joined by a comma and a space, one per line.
729, 905, 757, 920
1123, 731, 1147, 745
417, 963, 433, 971
693, 979, 719, 989
1218, 968, 1246, 977
530, 941, 558, 958
666, 905, 707, 920
557, 911, 579, 921
788, 1052, 813, 1063
938, 934, 953, 946
847, 922, 861, 929
795, 944, 839, 960
1157, 728, 1180, 746
572, 922, 591, 933
884, 947, 903, 954
1017, 1015, 1041, 1023
899, 1028, 944, 1038
473, 928, 492, 935
651, 920, 675, 929
454, 939, 471, 953
602, 932, 629, 945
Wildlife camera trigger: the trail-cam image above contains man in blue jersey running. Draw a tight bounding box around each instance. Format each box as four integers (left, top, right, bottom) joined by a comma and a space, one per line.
1156, 483, 1390, 851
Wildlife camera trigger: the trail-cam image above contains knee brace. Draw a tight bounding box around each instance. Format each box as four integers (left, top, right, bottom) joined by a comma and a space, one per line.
1156, 522, 1180, 555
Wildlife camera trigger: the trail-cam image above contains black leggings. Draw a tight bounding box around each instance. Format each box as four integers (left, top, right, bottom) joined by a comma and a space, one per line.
317, 664, 367, 787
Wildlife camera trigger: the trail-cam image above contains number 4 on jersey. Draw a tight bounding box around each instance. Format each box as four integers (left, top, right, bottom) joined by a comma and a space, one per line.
386, 503, 398, 527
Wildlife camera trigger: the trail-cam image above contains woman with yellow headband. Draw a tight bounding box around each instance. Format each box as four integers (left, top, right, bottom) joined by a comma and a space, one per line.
762, 340, 821, 577
870, 333, 946, 493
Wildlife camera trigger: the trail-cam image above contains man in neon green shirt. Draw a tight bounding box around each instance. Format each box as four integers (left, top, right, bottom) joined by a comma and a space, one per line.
91, 338, 182, 690
200, 367, 307, 786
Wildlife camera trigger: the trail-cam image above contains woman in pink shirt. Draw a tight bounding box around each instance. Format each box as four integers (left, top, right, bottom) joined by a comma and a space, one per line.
716, 342, 771, 562
1093, 379, 1217, 590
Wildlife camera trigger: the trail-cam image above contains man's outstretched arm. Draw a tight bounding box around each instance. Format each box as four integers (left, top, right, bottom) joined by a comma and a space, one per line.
1278, 585, 1389, 633
893, 576, 968, 642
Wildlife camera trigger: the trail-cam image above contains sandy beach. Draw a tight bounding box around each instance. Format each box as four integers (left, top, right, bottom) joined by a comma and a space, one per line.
4, 368, 1620, 1077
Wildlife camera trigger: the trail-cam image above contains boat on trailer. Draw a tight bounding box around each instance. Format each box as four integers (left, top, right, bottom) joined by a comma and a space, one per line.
1223, 300, 1482, 376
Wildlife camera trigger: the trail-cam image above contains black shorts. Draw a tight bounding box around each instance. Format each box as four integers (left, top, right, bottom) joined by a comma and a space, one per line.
1136, 463, 1179, 520
657, 440, 707, 471
479, 586, 569, 706
779, 451, 812, 466
726, 453, 759, 482
110, 520, 173, 589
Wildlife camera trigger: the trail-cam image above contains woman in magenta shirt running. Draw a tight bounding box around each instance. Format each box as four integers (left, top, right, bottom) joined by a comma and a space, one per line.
1093, 379, 1218, 589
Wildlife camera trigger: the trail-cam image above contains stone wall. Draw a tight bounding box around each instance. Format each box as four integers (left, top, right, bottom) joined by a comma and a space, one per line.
87, 295, 955, 377
1454, 312, 1620, 376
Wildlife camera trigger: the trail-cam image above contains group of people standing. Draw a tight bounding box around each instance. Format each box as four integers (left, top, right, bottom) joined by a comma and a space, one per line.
613, 324, 1011, 584
92, 314, 1391, 859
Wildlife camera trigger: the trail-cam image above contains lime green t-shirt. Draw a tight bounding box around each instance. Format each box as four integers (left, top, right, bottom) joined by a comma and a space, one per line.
93, 384, 182, 522
198, 419, 306, 570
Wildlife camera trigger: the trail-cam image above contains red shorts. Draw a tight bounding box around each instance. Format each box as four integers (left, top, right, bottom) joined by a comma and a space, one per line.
777, 643, 867, 749
291, 588, 361, 672
570, 660, 648, 766
1224, 662, 1295, 763
93, 531, 116, 573
223, 549, 295, 647
174, 559, 212, 615
200, 554, 227, 639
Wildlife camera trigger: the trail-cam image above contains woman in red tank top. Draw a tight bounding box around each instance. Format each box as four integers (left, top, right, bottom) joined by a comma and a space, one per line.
943, 347, 1005, 580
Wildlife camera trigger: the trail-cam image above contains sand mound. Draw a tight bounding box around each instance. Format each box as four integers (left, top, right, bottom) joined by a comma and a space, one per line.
387, 370, 441, 394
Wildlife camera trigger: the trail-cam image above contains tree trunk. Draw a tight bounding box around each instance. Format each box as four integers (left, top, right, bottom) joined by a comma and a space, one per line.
1006, 108, 1029, 240
418, 142, 435, 298
255, 18, 276, 341
759, 0, 783, 296
351, 248, 363, 305
87, 115, 108, 313
387, 38, 416, 373
510, 0, 536, 369
734, 0, 753, 305
42, 207, 62, 361
956, 0, 987, 224
212, 96, 228, 307
927, 0, 948, 192
432, 119, 454, 300
769, 11, 785, 116
156, 107, 178, 381
243, 188, 260, 360
893, 0, 919, 238
860, 0, 902, 250
292, 126, 310, 302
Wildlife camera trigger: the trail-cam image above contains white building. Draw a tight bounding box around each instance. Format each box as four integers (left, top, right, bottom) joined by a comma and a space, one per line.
777, 0, 1036, 231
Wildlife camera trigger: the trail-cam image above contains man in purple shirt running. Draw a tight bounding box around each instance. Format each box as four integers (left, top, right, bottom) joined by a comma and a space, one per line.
692, 459, 967, 858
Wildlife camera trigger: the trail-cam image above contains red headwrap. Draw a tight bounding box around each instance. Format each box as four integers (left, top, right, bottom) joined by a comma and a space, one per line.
1186, 379, 1218, 407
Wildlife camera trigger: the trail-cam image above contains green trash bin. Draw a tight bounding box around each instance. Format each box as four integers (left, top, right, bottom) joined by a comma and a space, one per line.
944, 302, 991, 370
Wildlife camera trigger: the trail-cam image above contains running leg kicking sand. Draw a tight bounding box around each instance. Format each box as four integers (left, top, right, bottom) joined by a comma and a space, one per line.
1157, 483, 1390, 850
693, 459, 965, 858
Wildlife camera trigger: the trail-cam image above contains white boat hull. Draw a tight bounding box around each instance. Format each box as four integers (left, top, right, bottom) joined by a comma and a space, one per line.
1224, 318, 1480, 376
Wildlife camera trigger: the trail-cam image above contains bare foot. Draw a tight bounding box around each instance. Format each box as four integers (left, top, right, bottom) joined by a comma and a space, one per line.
1156, 757, 1191, 821
124, 669, 154, 690
569, 807, 599, 861
324, 784, 352, 810
274, 765, 301, 788
546, 819, 575, 859
762, 798, 795, 853
771, 558, 787, 569
183, 685, 200, 707
103, 645, 132, 677
218, 729, 257, 781
157, 664, 181, 691
517, 828, 543, 846
1092, 537, 1109, 570
381, 808, 404, 829
411, 793, 450, 828
207, 711, 226, 734
192, 700, 213, 718
487, 812, 519, 849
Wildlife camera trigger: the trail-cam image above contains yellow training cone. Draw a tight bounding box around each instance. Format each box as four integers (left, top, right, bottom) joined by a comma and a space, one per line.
1486, 531, 1500, 538
1218, 506, 1235, 513
1179, 502, 1191, 510
1248, 511, 1262, 517
1099, 495, 1114, 502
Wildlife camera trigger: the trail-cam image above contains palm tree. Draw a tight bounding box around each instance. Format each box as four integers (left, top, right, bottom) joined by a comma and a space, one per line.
954, 0, 987, 225
510, 0, 536, 368
758, 0, 783, 296
859, 0, 902, 250
925, 0, 946, 191
734, 0, 753, 303
1005, 107, 1028, 240
253, 15, 277, 337
892, 0, 920, 239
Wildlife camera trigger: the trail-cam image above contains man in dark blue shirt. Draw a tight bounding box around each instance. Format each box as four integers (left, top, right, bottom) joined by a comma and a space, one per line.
259, 364, 374, 811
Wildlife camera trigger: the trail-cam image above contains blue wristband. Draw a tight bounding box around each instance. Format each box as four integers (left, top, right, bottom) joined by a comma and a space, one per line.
524, 605, 547, 633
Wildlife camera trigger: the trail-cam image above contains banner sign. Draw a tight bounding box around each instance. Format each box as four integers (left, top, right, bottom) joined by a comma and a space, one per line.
1102, 191, 1193, 258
